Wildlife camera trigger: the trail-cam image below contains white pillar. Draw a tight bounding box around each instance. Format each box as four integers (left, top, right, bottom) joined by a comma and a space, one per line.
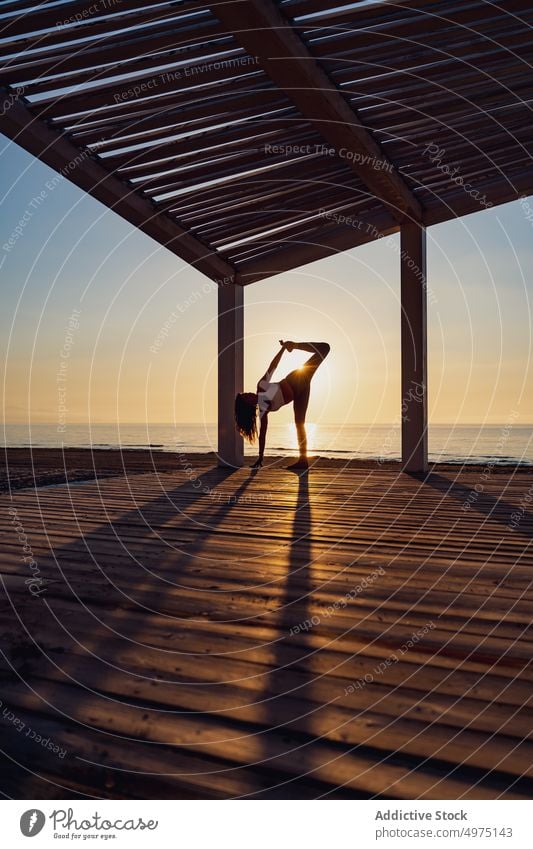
217, 283, 244, 467
400, 221, 428, 473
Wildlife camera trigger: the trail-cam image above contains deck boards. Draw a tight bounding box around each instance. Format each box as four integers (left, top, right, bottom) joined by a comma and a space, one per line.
0, 461, 532, 799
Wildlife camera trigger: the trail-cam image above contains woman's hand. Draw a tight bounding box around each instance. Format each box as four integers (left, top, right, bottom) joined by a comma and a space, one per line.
279, 339, 295, 352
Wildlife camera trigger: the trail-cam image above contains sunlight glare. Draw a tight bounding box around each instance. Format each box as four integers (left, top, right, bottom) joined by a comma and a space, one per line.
286, 421, 316, 451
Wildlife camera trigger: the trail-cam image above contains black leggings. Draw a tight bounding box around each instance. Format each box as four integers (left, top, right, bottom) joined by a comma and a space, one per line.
285, 342, 330, 423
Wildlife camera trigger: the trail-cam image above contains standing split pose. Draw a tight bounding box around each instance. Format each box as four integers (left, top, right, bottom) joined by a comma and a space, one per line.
234, 341, 330, 470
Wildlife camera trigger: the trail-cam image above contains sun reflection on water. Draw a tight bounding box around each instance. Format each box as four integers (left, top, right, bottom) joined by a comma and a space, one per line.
286, 422, 316, 451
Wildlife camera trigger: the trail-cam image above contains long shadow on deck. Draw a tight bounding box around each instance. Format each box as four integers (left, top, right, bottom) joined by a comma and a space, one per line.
254, 469, 321, 797
422, 472, 533, 539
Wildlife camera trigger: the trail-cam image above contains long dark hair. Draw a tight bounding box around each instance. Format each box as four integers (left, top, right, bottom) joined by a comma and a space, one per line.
234, 394, 258, 443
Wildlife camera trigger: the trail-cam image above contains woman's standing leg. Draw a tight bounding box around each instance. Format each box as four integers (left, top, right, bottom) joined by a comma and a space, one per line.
294, 384, 311, 461
285, 343, 330, 469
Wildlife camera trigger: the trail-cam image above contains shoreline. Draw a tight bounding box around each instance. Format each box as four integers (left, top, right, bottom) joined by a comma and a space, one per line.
1, 447, 532, 494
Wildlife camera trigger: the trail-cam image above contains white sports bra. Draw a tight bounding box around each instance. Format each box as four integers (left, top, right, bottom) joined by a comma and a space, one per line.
257, 371, 285, 419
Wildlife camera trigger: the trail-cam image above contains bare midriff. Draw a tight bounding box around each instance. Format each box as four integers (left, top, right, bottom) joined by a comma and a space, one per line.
280, 378, 294, 404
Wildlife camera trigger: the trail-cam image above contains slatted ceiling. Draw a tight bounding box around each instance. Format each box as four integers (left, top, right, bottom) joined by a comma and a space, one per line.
148, 147, 316, 198
0, 0, 202, 45
301, 14, 527, 53
1, 22, 231, 88
200, 176, 360, 223
214, 213, 333, 253
325, 20, 533, 78
283, 0, 533, 239
155, 152, 367, 203
418, 131, 533, 166
130, 137, 317, 190
171, 173, 355, 227
228, 215, 400, 280
213, 187, 373, 243
282, 0, 445, 21
185, 177, 351, 235
196, 205, 373, 254
159, 166, 312, 217
352, 76, 533, 120
229, 233, 333, 268
341, 61, 532, 108
147, 153, 320, 199
74, 99, 290, 155
369, 130, 530, 175
224, 199, 353, 247
61, 70, 266, 124
226, 200, 392, 260
385, 107, 532, 142
0, 1, 532, 283
24, 43, 243, 99
0, 15, 203, 63
292, 0, 530, 30
126, 121, 316, 174
29, 54, 253, 116
187, 171, 374, 235
116, 125, 319, 176
163, 169, 311, 216
385, 123, 532, 171
48, 96, 289, 149
203, 209, 360, 251
29, 57, 262, 120
0, 0, 43, 12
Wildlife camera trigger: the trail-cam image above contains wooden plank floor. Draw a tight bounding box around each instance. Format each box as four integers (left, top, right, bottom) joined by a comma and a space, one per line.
1, 460, 532, 799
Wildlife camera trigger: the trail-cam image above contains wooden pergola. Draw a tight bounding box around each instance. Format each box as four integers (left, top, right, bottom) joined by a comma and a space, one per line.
1, 0, 532, 469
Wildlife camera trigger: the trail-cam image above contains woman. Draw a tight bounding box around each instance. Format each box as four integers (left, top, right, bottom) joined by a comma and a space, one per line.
234, 340, 330, 470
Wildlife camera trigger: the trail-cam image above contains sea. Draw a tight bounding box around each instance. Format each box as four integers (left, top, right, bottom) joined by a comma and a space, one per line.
3, 423, 533, 465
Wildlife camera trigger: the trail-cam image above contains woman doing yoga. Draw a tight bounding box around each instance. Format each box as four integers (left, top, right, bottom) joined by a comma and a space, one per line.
234, 341, 330, 470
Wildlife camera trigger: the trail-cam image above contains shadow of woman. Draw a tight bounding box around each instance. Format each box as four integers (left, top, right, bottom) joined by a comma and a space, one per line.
253, 469, 331, 797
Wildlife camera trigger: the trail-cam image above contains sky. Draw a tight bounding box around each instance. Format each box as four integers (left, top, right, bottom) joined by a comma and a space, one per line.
1, 136, 532, 429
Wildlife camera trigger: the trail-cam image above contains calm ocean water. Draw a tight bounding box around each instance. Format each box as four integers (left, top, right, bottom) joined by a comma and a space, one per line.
3, 423, 533, 464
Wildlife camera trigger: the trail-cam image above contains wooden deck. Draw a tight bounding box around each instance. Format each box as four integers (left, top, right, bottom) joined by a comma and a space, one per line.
1, 459, 532, 799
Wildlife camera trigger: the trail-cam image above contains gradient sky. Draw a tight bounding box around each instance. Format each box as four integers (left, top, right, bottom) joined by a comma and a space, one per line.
2, 136, 532, 429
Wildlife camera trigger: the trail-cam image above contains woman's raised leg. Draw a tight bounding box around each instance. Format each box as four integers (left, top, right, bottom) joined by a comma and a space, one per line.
290, 342, 330, 371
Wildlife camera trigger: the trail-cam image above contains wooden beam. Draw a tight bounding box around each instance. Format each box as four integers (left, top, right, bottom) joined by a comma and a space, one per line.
235, 212, 399, 284
0, 90, 234, 283
218, 283, 244, 467
400, 221, 428, 473
214, 0, 422, 224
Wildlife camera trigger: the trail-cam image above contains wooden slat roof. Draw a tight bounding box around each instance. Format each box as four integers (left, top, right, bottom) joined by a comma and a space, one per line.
1, 0, 532, 284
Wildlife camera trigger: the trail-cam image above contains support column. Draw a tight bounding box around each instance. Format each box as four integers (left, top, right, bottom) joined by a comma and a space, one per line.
217, 282, 244, 467
400, 221, 428, 473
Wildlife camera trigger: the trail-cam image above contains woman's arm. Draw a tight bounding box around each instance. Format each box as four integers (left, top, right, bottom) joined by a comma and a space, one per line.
258, 341, 287, 386
252, 414, 268, 467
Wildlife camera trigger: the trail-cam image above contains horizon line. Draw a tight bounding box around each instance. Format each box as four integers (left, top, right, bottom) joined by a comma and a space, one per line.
4, 421, 533, 428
